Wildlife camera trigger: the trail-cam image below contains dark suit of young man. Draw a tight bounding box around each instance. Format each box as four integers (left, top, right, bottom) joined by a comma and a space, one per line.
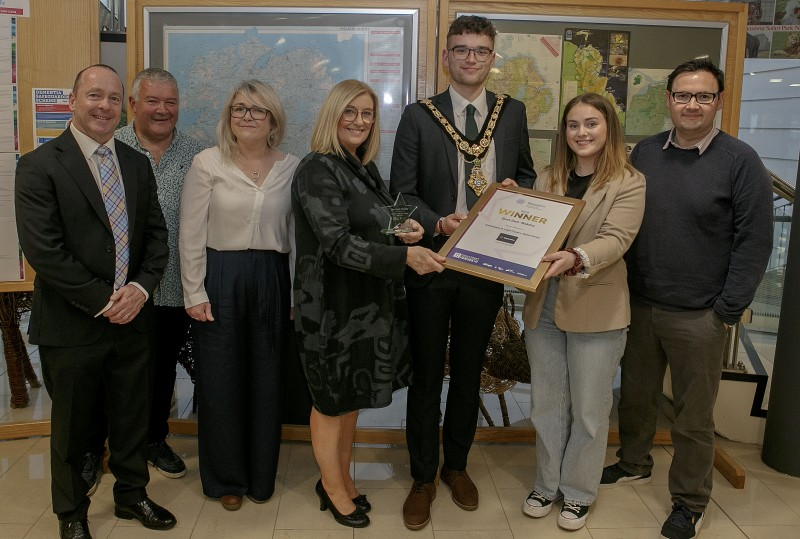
390, 16, 535, 530
15, 65, 174, 539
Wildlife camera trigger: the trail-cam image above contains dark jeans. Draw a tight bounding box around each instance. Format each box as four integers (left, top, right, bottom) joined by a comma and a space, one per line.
616, 296, 727, 512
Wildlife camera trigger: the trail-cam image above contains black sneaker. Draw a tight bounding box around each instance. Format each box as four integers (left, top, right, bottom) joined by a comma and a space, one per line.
661, 503, 704, 539
522, 489, 555, 518
600, 462, 652, 488
81, 452, 102, 496
147, 440, 186, 478
558, 501, 590, 530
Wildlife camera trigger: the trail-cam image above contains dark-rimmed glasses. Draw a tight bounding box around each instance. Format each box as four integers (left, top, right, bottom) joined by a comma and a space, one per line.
448, 46, 493, 61
670, 91, 719, 105
342, 107, 375, 123
230, 105, 269, 120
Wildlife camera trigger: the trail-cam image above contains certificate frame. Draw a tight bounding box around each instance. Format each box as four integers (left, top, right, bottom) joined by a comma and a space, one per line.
439, 184, 585, 292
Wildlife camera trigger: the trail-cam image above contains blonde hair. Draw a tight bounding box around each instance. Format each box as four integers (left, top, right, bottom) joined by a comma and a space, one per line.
548, 93, 637, 193
309, 79, 380, 165
216, 79, 286, 163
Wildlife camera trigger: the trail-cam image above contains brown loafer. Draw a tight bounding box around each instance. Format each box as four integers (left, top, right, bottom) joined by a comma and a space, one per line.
220, 494, 242, 511
403, 481, 436, 530
440, 467, 478, 510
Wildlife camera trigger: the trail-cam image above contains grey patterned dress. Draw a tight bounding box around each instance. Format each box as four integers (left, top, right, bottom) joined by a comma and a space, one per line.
292, 151, 412, 416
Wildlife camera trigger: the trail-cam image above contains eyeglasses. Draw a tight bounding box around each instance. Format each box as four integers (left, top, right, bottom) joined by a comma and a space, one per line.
670, 91, 719, 105
230, 105, 269, 120
448, 46, 493, 61
342, 107, 375, 123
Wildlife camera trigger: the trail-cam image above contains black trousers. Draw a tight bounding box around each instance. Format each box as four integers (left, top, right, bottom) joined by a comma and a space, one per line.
86, 305, 191, 452
194, 249, 289, 501
405, 269, 502, 482
148, 306, 191, 443
41, 323, 152, 520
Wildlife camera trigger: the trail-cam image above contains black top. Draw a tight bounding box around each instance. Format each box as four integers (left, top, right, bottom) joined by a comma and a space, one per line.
566, 170, 593, 200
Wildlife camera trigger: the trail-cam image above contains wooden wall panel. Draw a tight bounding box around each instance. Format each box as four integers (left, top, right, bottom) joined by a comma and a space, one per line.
5, 0, 99, 292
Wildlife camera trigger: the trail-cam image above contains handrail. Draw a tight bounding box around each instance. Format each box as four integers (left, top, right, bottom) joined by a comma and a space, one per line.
771, 169, 795, 204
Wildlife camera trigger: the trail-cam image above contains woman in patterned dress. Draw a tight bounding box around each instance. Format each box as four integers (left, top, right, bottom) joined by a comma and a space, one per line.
292, 80, 445, 528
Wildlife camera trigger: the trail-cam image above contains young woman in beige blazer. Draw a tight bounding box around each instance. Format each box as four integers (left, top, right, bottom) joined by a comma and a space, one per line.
521, 93, 645, 530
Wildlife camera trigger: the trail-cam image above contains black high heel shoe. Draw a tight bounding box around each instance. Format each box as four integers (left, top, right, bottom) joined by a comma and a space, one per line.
315, 479, 370, 528
352, 493, 371, 513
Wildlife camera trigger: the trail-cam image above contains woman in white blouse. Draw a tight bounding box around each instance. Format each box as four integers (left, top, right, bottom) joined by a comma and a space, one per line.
179, 80, 299, 511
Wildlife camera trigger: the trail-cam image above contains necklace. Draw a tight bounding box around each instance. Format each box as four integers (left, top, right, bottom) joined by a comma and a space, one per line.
251, 171, 260, 180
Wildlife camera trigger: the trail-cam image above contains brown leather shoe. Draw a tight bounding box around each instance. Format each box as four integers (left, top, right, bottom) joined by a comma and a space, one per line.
220, 495, 242, 511
441, 467, 478, 510
403, 481, 436, 530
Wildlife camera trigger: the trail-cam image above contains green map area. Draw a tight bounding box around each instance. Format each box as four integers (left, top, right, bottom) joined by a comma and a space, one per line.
487, 33, 562, 131
488, 57, 556, 130
626, 69, 673, 136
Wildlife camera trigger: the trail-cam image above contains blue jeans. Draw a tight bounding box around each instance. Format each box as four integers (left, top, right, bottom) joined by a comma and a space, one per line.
525, 280, 627, 505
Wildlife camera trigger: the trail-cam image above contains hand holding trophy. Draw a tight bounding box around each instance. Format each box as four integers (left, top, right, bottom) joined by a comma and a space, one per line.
381, 193, 417, 235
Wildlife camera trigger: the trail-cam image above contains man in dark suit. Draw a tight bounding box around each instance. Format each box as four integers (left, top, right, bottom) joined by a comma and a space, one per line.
390, 15, 536, 530
15, 64, 176, 539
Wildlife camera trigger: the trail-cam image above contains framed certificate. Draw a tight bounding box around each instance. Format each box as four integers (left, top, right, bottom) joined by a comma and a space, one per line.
439, 184, 584, 292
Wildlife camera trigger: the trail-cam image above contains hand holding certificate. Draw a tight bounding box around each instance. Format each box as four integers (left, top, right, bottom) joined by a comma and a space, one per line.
438, 184, 584, 292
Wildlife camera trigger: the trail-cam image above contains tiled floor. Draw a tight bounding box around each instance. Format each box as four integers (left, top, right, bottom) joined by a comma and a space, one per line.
3, 343, 800, 537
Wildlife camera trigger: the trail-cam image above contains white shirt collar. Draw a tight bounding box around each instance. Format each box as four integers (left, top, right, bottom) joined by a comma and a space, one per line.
70, 123, 118, 162
448, 86, 489, 119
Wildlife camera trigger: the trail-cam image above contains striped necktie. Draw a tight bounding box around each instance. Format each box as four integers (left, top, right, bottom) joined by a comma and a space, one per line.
95, 145, 129, 289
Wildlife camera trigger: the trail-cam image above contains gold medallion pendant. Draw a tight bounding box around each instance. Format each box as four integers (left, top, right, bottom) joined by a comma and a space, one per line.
467, 158, 488, 196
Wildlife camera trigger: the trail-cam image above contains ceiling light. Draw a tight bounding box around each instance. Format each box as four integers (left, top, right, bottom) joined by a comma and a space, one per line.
769, 78, 783, 83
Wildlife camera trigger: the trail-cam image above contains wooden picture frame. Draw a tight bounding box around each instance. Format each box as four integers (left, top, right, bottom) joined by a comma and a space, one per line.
440, 184, 584, 292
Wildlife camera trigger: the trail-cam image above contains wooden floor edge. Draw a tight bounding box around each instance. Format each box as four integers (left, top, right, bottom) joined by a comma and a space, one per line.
0, 420, 747, 488
714, 445, 747, 489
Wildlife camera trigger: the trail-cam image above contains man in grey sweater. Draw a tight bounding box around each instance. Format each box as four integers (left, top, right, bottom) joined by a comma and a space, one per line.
600, 58, 773, 539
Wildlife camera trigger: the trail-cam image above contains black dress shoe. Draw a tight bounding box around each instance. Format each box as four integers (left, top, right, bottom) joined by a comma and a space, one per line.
114, 497, 176, 530
352, 493, 371, 513
315, 479, 369, 528
59, 519, 92, 539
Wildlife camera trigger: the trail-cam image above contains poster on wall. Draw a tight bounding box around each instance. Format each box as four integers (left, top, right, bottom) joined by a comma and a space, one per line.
625, 68, 673, 136
0, 1, 29, 18
0, 17, 16, 84
146, 7, 418, 180
0, 152, 23, 280
0, 84, 18, 152
31, 88, 71, 148
486, 33, 563, 131
743, 0, 800, 58
561, 28, 630, 128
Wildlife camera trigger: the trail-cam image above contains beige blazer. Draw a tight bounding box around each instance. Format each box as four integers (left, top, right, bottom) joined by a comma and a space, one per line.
522, 168, 645, 333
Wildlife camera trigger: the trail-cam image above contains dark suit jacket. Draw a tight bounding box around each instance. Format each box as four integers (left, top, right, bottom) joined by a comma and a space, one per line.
15, 128, 168, 347
390, 89, 536, 286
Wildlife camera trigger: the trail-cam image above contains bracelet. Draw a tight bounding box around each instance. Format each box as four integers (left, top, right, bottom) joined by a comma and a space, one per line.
437, 217, 449, 237
563, 247, 583, 276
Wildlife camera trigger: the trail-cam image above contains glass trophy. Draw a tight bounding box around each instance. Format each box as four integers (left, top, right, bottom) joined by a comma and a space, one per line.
381, 193, 417, 235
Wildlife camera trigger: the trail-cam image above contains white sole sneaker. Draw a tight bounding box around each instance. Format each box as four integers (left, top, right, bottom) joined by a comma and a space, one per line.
600, 474, 652, 489
557, 502, 590, 530
522, 490, 554, 518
